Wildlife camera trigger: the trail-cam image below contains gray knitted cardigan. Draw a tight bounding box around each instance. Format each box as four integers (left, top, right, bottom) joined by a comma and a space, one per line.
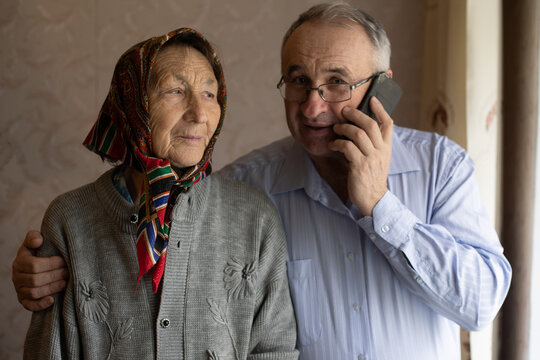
24, 167, 298, 360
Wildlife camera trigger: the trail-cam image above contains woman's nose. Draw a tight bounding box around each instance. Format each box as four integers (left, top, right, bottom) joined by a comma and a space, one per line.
186, 95, 208, 123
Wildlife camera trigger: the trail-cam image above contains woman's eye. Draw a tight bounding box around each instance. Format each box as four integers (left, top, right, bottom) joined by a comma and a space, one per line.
203, 91, 216, 99
170, 89, 184, 95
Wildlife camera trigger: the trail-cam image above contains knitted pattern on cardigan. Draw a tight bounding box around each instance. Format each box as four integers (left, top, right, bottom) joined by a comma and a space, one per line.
24, 168, 298, 360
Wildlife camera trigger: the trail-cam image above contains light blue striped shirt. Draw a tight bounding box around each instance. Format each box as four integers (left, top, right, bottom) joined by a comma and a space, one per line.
219, 126, 511, 360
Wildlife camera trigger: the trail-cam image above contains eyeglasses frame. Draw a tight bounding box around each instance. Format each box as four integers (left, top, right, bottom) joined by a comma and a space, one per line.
276, 72, 381, 103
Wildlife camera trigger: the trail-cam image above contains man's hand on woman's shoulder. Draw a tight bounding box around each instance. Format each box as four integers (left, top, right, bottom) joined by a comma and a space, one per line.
12, 230, 69, 311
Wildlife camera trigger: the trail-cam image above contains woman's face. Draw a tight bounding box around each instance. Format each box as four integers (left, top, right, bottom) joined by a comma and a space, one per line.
148, 45, 221, 168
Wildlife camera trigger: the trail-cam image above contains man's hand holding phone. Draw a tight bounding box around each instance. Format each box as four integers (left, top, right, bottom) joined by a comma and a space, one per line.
329, 97, 394, 216
329, 71, 400, 215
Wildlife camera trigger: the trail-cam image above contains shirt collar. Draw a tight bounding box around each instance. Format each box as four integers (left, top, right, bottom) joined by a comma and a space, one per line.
270, 138, 312, 195
270, 127, 421, 195
388, 127, 422, 175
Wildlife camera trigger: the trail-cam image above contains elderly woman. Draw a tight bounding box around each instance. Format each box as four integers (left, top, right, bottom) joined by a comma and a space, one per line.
24, 28, 297, 359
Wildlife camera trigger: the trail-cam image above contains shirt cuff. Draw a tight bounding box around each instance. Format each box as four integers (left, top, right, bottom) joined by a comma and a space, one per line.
358, 191, 418, 255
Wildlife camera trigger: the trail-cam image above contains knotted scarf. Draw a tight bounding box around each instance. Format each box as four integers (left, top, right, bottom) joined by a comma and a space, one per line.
83, 28, 226, 292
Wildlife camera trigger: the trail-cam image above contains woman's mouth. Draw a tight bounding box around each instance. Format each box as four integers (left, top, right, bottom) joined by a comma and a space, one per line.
172, 135, 204, 143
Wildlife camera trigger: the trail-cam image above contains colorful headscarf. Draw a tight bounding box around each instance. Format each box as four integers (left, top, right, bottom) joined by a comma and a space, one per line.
83, 28, 227, 292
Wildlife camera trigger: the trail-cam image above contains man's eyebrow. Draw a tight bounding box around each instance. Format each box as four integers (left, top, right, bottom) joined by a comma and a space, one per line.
326, 67, 350, 77
285, 65, 350, 77
285, 65, 302, 77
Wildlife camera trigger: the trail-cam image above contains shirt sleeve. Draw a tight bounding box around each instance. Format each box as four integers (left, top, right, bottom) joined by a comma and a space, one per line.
358, 152, 511, 331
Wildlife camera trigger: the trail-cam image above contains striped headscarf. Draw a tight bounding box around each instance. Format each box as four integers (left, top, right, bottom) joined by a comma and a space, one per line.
83, 28, 226, 292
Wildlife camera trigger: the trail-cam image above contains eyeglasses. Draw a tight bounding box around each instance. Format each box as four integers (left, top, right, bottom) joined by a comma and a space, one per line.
276, 73, 379, 103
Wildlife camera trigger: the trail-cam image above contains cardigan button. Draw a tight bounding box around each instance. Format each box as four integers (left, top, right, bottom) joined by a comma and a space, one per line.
129, 214, 138, 224
160, 318, 170, 328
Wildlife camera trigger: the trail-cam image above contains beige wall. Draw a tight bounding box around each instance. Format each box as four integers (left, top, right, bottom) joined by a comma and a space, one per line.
0, 0, 425, 357
466, 1, 501, 358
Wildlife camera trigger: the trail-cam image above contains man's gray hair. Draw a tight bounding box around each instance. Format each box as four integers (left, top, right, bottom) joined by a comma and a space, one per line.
282, 2, 391, 72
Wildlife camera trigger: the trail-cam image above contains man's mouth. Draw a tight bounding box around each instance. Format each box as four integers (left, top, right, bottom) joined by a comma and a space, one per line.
304, 123, 334, 133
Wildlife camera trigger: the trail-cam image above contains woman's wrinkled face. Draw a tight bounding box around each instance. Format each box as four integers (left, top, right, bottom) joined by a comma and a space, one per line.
148, 45, 220, 168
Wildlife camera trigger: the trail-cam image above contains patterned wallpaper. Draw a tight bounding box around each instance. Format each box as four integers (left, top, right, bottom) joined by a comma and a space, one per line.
0, 0, 424, 357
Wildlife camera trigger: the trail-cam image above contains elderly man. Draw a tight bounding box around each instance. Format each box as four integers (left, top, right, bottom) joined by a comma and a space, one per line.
13, 3, 511, 359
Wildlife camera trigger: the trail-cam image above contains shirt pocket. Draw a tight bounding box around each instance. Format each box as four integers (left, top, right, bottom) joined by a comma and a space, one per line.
287, 259, 322, 348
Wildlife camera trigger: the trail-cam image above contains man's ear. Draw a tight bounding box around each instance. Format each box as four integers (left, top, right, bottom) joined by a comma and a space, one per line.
386, 69, 393, 78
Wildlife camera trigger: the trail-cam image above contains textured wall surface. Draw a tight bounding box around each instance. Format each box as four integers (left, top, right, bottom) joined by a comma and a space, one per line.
0, 0, 424, 357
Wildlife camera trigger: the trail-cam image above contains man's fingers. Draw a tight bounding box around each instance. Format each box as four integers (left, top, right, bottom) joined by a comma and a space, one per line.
342, 106, 384, 147
13, 230, 67, 312
16, 230, 44, 258
20, 296, 55, 312
18, 279, 68, 301
14, 267, 69, 288
370, 97, 394, 143
332, 124, 374, 156
14, 255, 66, 274
23, 230, 44, 250
328, 138, 363, 162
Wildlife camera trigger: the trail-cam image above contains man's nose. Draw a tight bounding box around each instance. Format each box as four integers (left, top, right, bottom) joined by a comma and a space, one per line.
300, 88, 329, 119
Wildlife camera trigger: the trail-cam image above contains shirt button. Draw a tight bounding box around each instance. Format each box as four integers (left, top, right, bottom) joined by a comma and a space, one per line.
353, 303, 360, 311
129, 214, 138, 224
347, 252, 354, 260
381, 225, 390, 233
358, 355, 366, 360
160, 318, 170, 328
369, 233, 376, 240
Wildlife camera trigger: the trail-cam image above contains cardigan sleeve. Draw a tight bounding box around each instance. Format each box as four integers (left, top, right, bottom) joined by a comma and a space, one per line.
23, 201, 81, 359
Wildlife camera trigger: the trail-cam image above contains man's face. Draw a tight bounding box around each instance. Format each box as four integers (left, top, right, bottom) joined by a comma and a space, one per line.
281, 21, 375, 161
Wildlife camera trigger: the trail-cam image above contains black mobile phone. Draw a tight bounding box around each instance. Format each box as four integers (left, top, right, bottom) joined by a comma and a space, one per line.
357, 72, 402, 124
